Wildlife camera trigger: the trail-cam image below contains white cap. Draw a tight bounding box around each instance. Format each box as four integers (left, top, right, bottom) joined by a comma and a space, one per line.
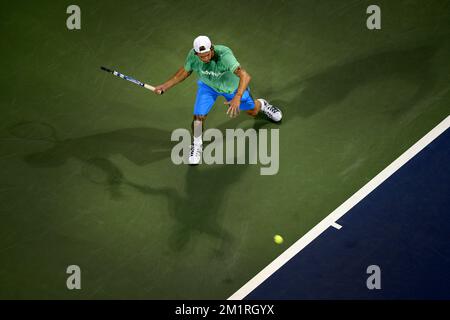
193, 35, 212, 53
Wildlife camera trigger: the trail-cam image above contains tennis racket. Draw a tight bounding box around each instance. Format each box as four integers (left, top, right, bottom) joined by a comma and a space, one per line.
100, 66, 163, 94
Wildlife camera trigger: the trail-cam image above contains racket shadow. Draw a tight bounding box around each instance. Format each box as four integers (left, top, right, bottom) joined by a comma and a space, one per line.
21, 124, 175, 199
23, 126, 174, 167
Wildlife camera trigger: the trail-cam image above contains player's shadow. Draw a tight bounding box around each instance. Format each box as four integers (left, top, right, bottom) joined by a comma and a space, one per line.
17, 112, 268, 255
260, 45, 438, 121
22, 115, 269, 199
127, 163, 248, 256
125, 119, 262, 255
169, 163, 247, 255
21, 111, 268, 166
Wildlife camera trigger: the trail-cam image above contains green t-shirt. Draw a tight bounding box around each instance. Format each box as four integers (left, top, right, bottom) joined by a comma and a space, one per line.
184, 45, 240, 94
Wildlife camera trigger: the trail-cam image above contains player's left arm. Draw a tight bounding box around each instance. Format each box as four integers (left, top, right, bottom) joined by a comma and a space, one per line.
226, 66, 252, 117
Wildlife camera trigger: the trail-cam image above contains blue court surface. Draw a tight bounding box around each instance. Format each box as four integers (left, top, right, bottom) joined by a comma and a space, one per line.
238, 117, 450, 300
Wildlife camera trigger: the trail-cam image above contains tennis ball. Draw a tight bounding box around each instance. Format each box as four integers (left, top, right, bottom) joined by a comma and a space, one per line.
274, 235, 284, 244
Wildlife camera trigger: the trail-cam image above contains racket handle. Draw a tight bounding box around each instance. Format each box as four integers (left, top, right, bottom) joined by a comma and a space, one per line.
145, 84, 164, 94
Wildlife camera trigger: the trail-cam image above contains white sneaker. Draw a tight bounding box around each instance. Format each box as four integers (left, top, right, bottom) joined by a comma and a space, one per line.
259, 99, 282, 122
188, 144, 202, 165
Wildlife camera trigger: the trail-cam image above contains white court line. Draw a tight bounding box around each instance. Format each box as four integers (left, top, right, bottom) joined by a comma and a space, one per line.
228, 115, 450, 300
331, 222, 342, 230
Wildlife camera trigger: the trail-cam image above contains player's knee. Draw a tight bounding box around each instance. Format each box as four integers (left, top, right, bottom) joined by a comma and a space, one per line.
193, 115, 207, 122
246, 100, 261, 117
246, 108, 258, 117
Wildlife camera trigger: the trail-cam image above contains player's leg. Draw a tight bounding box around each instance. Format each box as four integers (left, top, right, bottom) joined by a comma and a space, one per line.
233, 89, 283, 122
246, 99, 261, 117
190, 81, 217, 165
192, 81, 217, 144
191, 114, 206, 149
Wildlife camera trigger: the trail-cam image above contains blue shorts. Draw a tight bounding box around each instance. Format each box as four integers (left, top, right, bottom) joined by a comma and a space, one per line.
193, 80, 255, 116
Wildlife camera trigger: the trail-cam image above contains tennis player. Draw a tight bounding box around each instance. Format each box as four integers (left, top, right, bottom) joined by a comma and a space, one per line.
154, 35, 282, 165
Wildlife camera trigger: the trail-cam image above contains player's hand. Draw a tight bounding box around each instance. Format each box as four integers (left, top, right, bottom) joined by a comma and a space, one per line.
225, 96, 241, 118
154, 85, 166, 95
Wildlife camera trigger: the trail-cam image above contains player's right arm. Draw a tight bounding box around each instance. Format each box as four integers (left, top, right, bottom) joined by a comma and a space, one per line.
154, 67, 191, 95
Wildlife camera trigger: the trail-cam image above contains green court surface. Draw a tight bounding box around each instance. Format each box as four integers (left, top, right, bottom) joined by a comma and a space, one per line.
0, 0, 449, 299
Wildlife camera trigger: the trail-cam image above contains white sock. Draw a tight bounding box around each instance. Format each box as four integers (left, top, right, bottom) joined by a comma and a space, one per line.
193, 136, 202, 146
258, 98, 267, 111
